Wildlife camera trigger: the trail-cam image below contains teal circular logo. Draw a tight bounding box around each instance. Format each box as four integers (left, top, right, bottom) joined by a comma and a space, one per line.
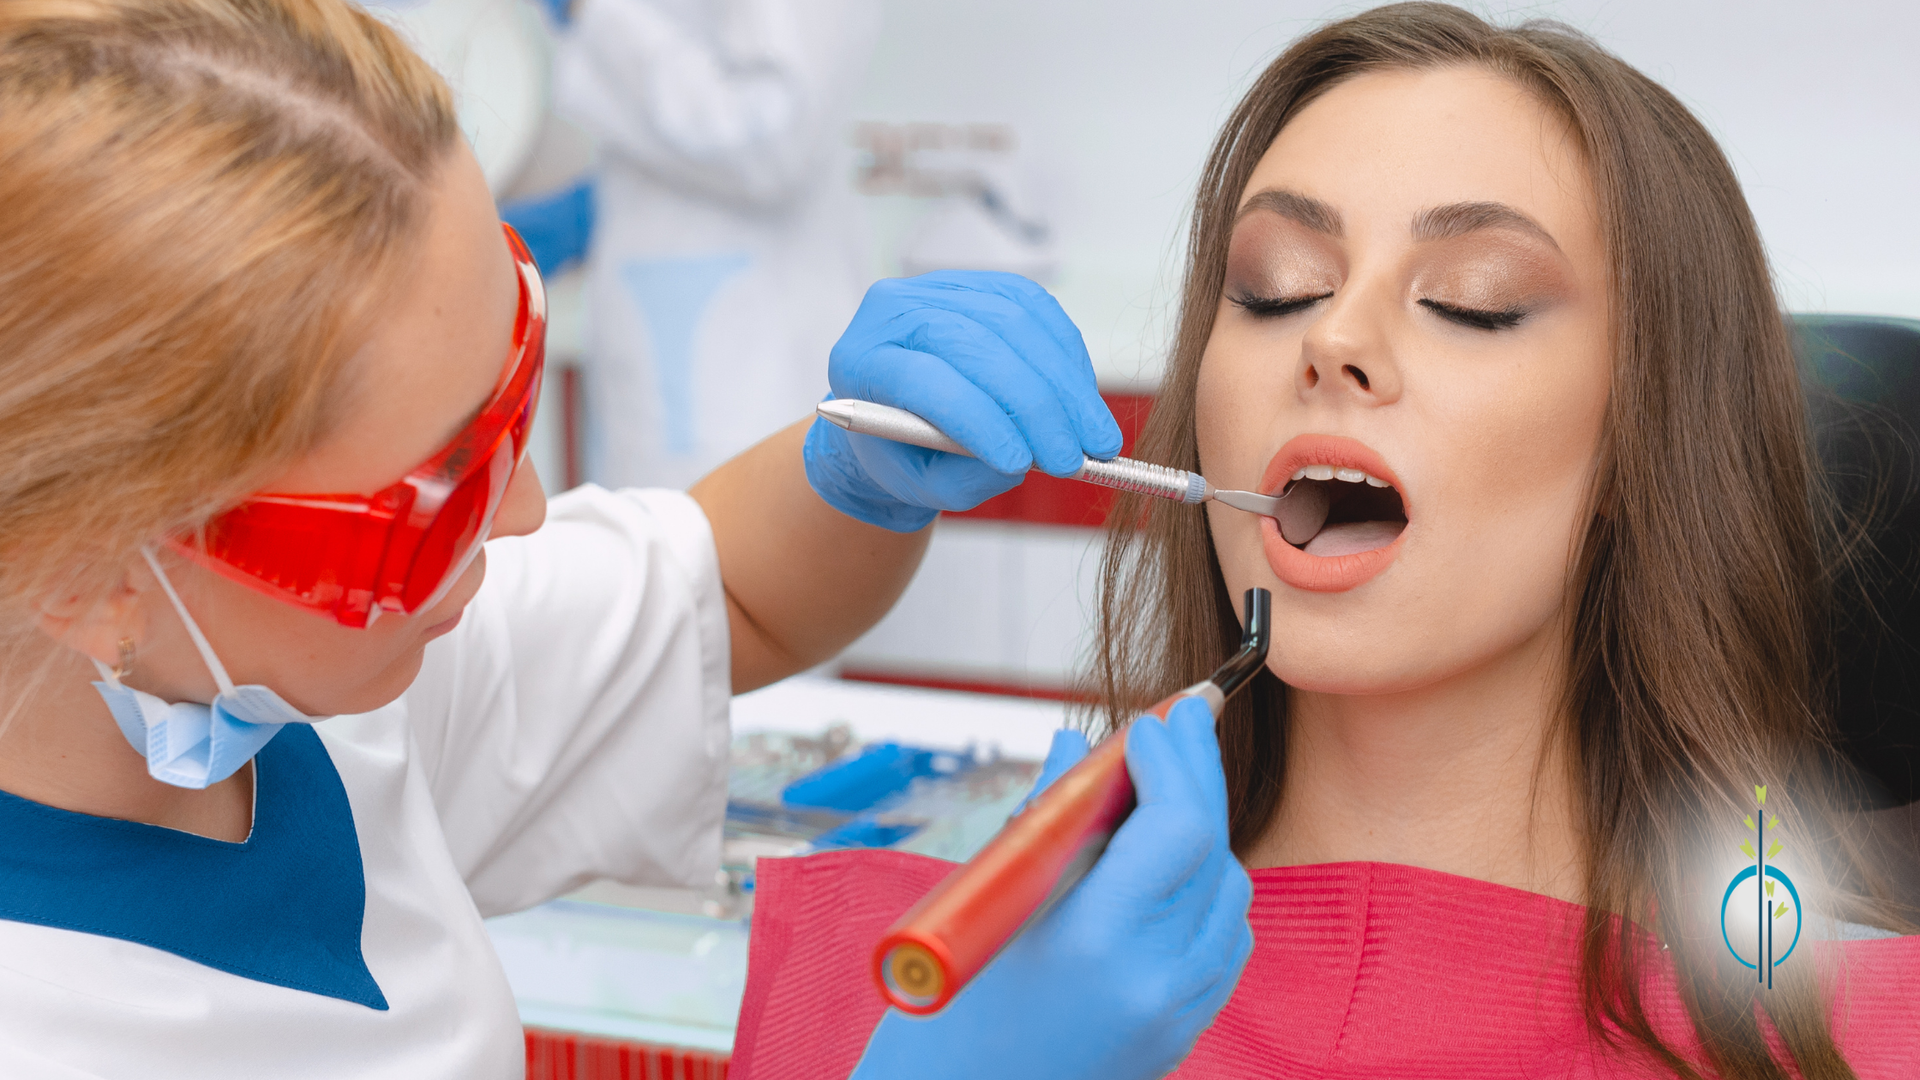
1720, 864, 1801, 970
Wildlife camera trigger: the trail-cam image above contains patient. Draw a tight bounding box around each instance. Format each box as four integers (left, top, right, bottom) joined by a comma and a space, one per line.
733, 5, 1918, 1078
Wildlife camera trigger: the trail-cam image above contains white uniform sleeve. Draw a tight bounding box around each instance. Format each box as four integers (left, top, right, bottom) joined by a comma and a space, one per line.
401, 485, 732, 918
554, 0, 879, 207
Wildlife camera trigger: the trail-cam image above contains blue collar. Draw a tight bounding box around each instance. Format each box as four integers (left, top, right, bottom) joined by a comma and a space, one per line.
0, 724, 387, 1010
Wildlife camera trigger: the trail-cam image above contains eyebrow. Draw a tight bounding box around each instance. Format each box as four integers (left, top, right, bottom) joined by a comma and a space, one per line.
1236, 189, 1344, 237
1411, 201, 1561, 251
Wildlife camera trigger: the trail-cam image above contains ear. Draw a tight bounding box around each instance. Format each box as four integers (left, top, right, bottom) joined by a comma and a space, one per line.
34, 569, 147, 671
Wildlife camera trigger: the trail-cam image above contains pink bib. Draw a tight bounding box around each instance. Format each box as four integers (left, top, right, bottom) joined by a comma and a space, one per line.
731, 850, 1919, 1079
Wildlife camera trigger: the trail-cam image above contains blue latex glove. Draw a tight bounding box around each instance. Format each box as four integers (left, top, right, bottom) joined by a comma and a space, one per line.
1012, 726, 1090, 815
850, 697, 1255, 1080
804, 271, 1123, 532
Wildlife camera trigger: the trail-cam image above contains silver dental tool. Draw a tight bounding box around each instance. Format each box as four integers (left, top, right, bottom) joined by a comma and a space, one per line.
814, 399, 1331, 543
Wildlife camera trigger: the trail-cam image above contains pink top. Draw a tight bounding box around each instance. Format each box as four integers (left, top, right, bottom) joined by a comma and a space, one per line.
730, 850, 1919, 1079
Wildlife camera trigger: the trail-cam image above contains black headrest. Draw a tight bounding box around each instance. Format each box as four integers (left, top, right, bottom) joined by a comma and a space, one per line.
1797, 315, 1920, 808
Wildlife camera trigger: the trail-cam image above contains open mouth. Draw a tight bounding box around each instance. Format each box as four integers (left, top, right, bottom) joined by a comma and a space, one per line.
1277, 465, 1407, 557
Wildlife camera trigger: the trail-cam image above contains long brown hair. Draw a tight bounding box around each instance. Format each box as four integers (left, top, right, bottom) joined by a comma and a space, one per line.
1087, 5, 1912, 1077
0, 0, 457, 642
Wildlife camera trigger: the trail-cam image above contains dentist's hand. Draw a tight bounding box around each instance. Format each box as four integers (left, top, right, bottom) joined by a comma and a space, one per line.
803, 271, 1122, 532
850, 698, 1255, 1080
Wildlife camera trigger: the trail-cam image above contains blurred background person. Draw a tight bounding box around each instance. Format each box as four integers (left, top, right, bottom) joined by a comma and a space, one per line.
552, 0, 881, 490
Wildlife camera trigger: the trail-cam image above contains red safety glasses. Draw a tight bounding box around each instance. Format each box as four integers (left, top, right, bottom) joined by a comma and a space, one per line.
187, 224, 546, 628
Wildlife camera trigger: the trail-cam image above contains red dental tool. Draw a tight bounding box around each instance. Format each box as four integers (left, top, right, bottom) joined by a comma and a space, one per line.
873, 587, 1272, 1014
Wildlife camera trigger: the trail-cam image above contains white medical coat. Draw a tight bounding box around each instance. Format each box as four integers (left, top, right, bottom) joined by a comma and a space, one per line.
0, 486, 733, 1078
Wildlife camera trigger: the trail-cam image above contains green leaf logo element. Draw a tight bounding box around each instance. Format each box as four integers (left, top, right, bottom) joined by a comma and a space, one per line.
1766, 880, 1776, 898
1756, 785, 1768, 805
1740, 840, 1757, 860
1767, 840, 1783, 859
1774, 903, 1789, 920
1743, 815, 1755, 830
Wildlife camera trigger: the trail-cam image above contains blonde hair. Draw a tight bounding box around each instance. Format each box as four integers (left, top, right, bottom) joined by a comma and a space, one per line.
0, 0, 458, 634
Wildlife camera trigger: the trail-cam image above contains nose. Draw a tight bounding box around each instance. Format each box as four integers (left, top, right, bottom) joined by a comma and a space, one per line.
1296, 289, 1402, 406
491, 457, 548, 540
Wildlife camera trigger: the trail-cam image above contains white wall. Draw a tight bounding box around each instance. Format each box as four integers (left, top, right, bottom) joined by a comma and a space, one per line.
853, 0, 1920, 390
839, 520, 1108, 689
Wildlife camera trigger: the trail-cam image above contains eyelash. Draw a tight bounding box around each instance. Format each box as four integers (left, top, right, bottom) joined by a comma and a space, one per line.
1231, 292, 1528, 332
1229, 292, 1331, 318
1418, 298, 1527, 331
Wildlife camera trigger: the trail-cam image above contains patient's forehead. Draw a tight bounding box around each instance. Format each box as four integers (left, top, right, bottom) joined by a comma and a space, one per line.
1246, 66, 1601, 261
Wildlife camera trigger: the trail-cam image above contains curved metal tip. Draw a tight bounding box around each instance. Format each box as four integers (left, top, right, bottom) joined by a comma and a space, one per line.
1208, 588, 1271, 699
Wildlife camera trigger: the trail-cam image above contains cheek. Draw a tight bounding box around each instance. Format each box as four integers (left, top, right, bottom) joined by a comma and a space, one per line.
180, 569, 433, 717
1193, 347, 1235, 470
260, 617, 429, 717
1194, 318, 1293, 482
1195, 331, 1287, 581
274, 614, 439, 714
1375, 337, 1606, 677
1441, 325, 1609, 551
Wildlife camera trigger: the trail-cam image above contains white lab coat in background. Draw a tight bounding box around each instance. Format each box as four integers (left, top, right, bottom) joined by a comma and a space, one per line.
555, 0, 880, 490
0, 487, 732, 1079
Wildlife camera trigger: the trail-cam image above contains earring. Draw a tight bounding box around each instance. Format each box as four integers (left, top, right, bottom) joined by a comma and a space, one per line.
113, 637, 136, 680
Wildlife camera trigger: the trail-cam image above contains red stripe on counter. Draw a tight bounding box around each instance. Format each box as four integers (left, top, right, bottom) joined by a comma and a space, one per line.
942, 393, 1156, 527
837, 668, 1090, 703
525, 1028, 729, 1079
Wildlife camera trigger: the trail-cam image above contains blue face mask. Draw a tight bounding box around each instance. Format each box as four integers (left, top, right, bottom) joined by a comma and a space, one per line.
90, 549, 326, 790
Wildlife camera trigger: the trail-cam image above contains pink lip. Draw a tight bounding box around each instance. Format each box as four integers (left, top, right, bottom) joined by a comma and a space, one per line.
1259, 434, 1410, 593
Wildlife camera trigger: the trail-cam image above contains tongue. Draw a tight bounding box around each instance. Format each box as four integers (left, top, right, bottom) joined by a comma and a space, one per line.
1302, 520, 1403, 557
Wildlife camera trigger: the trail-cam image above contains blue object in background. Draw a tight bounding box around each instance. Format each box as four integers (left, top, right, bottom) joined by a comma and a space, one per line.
617, 251, 751, 455
808, 819, 926, 851
528, 0, 575, 28
500, 177, 597, 274
781, 743, 964, 813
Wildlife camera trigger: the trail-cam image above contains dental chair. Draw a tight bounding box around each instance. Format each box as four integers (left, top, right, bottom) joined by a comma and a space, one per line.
1797, 314, 1920, 810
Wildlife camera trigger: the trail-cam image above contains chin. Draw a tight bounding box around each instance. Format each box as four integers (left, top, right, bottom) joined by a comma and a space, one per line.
1267, 651, 1441, 697
1272, 602, 1570, 702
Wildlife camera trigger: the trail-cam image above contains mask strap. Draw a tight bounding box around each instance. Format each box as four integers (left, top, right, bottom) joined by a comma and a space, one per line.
139, 547, 237, 698
90, 657, 122, 688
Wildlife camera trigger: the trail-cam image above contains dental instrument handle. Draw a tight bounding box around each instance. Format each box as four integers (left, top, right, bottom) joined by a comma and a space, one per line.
816, 399, 1210, 505
873, 588, 1272, 1016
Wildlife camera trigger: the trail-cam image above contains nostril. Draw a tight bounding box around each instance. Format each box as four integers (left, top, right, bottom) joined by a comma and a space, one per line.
1303, 364, 1320, 389
1343, 364, 1370, 390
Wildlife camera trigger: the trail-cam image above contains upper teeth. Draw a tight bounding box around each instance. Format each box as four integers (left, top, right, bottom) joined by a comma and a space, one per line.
1292, 465, 1392, 488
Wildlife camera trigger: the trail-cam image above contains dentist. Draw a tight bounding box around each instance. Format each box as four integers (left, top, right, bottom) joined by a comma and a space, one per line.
0, 1, 1250, 1077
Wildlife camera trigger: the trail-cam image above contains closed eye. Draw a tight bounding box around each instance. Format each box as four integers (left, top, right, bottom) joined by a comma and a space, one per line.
1230, 292, 1333, 318
1418, 298, 1527, 331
